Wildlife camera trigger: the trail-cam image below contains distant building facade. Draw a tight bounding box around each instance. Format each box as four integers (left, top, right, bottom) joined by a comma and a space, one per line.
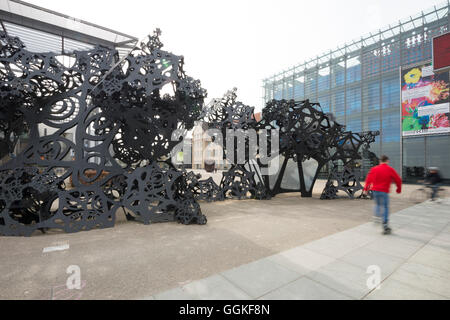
262, 3, 450, 182
191, 122, 229, 170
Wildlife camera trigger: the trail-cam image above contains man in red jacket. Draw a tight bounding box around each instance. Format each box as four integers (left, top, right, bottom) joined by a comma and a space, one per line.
363, 155, 402, 235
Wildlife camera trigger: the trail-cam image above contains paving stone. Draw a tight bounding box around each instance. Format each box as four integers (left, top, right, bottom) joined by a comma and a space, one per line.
302, 232, 374, 259
260, 277, 352, 300
409, 245, 450, 272
363, 237, 423, 259
339, 247, 405, 279
307, 260, 370, 299
393, 228, 436, 243
221, 258, 302, 298
428, 238, 450, 251
389, 262, 450, 298
154, 287, 195, 300
182, 275, 251, 300
267, 247, 335, 274
365, 278, 447, 300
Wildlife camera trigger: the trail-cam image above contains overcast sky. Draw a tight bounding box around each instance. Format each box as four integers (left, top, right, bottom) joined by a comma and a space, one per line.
28, 0, 442, 111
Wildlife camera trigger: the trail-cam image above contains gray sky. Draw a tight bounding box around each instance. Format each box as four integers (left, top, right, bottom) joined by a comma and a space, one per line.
28, 0, 441, 111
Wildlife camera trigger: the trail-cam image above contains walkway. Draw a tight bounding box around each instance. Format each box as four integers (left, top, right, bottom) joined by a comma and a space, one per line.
149, 199, 450, 300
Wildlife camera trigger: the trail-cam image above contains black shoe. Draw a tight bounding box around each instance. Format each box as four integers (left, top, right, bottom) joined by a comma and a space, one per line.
383, 227, 392, 235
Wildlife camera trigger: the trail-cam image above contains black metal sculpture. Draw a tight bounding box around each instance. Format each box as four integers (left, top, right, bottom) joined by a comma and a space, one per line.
257, 99, 344, 198
201, 88, 271, 201
0, 30, 206, 236
183, 171, 224, 203
195, 94, 379, 202
320, 131, 380, 200
1, 27, 381, 236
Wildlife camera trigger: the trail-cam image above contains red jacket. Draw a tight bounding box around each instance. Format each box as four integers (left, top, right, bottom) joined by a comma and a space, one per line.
364, 163, 402, 194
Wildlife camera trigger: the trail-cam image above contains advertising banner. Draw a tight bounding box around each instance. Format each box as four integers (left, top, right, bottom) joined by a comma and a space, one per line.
401, 62, 450, 137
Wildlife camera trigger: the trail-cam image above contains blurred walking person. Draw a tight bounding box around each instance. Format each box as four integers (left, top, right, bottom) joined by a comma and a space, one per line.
363, 155, 402, 235
424, 167, 442, 201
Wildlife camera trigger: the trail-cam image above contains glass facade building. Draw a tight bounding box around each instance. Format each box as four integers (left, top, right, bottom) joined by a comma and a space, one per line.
262, 2, 450, 182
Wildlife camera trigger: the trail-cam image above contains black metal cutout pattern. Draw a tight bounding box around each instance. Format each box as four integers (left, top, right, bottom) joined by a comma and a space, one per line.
0, 30, 206, 236
202, 89, 270, 201
121, 164, 206, 225
1, 27, 381, 236
184, 172, 224, 202
203, 88, 257, 131
321, 131, 380, 200
258, 99, 345, 198
198, 95, 378, 202
220, 165, 256, 200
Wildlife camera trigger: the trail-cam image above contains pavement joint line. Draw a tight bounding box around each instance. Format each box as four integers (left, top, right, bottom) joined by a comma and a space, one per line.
380, 261, 450, 300
301, 274, 356, 300
361, 220, 450, 300
256, 273, 356, 300
215, 273, 257, 299
298, 260, 370, 300
251, 273, 305, 300
42, 243, 70, 253
334, 246, 406, 272
219, 264, 303, 299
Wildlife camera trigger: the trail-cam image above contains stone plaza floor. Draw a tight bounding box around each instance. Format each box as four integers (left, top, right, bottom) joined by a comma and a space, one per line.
0, 180, 448, 300
151, 198, 450, 300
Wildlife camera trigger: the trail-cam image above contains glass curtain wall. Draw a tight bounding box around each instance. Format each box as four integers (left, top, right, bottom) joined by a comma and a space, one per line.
263, 3, 450, 178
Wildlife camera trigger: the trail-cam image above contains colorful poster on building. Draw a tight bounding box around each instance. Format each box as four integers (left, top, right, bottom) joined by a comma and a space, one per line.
401, 62, 450, 136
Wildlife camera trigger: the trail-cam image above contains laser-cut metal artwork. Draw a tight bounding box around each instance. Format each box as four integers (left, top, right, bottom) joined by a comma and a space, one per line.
184, 172, 224, 202
0, 30, 206, 236
92, 29, 206, 168
220, 165, 256, 200
256, 99, 379, 200
1, 26, 382, 236
120, 164, 206, 225
201, 89, 270, 201
321, 130, 380, 199
258, 99, 345, 198
203, 88, 257, 131
198, 96, 378, 202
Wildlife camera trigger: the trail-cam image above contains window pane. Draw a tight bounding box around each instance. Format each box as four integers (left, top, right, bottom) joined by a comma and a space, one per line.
347, 87, 361, 113
346, 116, 362, 132
382, 77, 399, 109
426, 135, 450, 180
318, 67, 330, 92
382, 111, 400, 142
403, 137, 425, 182
332, 61, 345, 87
294, 75, 305, 100
346, 56, 361, 83
305, 72, 316, 100
318, 95, 331, 114
382, 142, 401, 173
274, 82, 283, 100
334, 91, 345, 116
366, 81, 380, 111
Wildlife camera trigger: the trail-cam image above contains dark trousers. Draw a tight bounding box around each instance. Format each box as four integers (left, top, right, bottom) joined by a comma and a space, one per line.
431, 183, 442, 200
